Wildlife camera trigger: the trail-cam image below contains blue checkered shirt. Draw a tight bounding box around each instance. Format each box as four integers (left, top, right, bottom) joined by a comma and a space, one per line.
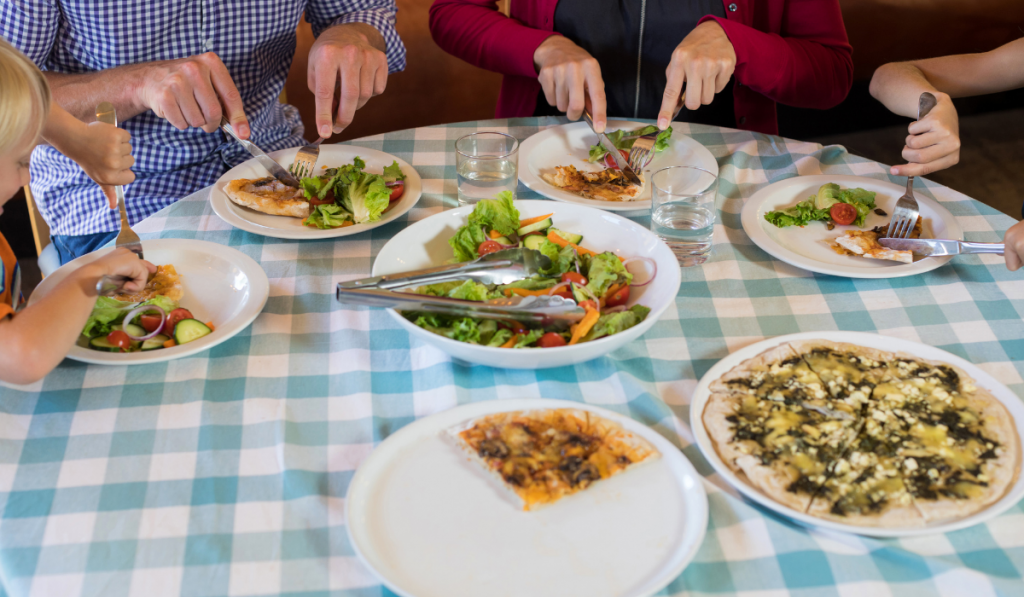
1, 0, 406, 237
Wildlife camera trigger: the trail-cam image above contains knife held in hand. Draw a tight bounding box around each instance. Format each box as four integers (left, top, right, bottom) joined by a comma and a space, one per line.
877, 238, 1004, 257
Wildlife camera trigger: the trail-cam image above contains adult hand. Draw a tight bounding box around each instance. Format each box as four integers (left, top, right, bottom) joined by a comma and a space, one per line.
1005, 220, 1024, 272
308, 23, 389, 139
87, 248, 157, 294
891, 93, 960, 177
657, 20, 736, 129
533, 36, 607, 132
137, 53, 249, 138
79, 122, 135, 209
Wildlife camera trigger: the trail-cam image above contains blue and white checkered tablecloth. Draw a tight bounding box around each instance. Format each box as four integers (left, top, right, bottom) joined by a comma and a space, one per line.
2, 118, 1023, 597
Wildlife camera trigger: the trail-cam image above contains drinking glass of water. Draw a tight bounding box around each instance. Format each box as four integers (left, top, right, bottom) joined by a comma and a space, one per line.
455, 132, 519, 206
650, 166, 719, 266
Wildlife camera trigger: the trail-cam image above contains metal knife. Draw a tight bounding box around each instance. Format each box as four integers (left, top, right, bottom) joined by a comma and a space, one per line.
581, 107, 644, 187
878, 238, 1004, 257
220, 117, 300, 188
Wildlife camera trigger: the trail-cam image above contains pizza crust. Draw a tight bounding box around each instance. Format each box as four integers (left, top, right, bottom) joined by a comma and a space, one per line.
224, 177, 308, 218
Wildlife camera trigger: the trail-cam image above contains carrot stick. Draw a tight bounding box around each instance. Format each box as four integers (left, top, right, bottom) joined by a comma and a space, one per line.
519, 213, 554, 228
488, 229, 503, 239
510, 287, 552, 297
206, 322, 216, 332
500, 334, 519, 348
569, 308, 601, 345
546, 231, 624, 262
163, 339, 177, 348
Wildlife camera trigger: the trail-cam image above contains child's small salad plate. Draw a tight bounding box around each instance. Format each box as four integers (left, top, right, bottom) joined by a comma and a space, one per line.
29, 239, 269, 365
369, 199, 681, 369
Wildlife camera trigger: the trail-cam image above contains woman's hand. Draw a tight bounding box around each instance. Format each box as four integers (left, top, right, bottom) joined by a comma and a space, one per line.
1005, 220, 1024, 272
891, 93, 960, 177
658, 20, 736, 129
533, 36, 607, 132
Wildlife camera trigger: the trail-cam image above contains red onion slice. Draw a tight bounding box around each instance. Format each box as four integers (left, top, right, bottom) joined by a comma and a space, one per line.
122, 305, 166, 341
547, 281, 571, 296
603, 305, 628, 313
623, 256, 657, 287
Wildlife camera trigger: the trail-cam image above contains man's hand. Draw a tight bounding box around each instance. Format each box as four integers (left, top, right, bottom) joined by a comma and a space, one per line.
891, 93, 960, 177
658, 20, 736, 129
308, 23, 389, 139
533, 36, 606, 132
1005, 220, 1024, 272
136, 53, 249, 138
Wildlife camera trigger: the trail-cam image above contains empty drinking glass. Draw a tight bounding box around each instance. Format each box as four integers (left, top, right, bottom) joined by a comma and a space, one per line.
455, 132, 519, 206
650, 166, 719, 266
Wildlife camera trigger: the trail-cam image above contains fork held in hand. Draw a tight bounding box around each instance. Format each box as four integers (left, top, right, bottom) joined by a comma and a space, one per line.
886, 92, 937, 240
95, 102, 144, 259
627, 92, 685, 172
290, 136, 325, 180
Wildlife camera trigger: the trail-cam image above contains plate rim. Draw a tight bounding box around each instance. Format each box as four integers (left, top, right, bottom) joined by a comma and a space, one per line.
688, 330, 1024, 538
518, 120, 720, 212
345, 398, 709, 597
28, 238, 270, 366
208, 144, 423, 240
740, 174, 963, 279
369, 199, 682, 359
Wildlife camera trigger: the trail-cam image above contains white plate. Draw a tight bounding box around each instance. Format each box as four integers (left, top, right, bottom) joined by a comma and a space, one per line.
371, 200, 681, 369
518, 120, 719, 212
346, 398, 708, 597
689, 331, 1024, 538
741, 174, 962, 278
209, 145, 422, 240
29, 239, 269, 365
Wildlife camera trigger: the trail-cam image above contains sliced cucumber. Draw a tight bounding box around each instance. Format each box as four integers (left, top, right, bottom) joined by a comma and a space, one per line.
523, 234, 547, 252
549, 227, 583, 245
571, 283, 590, 304
89, 336, 122, 352
491, 236, 512, 245
123, 323, 147, 338
141, 335, 170, 351
173, 319, 212, 345
516, 218, 553, 236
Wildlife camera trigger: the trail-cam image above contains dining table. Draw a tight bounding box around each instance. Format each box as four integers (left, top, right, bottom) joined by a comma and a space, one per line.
1, 117, 1023, 597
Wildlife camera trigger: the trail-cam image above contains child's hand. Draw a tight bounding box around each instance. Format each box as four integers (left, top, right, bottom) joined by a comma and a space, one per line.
88, 248, 157, 293
891, 93, 960, 178
1006, 220, 1024, 271
81, 121, 136, 209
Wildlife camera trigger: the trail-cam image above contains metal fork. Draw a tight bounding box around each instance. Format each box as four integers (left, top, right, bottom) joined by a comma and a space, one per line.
887, 92, 938, 239
289, 136, 325, 180
95, 102, 143, 260
628, 92, 685, 172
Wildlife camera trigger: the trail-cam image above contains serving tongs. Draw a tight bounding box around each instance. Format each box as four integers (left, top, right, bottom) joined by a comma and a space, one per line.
336, 249, 586, 327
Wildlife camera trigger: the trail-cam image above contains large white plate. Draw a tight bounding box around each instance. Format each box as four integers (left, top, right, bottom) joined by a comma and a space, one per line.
690, 331, 1024, 538
29, 239, 269, 365
741, 174, 962, 278
518, 120, 719, 212
209, 145, 422, 240
371, 200, 682, 369
346, 398, 708, 597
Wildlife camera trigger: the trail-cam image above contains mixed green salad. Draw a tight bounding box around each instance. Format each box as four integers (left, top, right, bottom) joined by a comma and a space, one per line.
403, 191, 654, 348
299, 157, 406, 229
765, 183, 878, 228
588, 124, 673, 166
82, 295, 213, 353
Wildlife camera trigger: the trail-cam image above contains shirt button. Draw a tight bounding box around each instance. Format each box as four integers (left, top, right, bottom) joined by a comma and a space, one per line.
204, 39, 214, 50
728, 3, 738, 11
738, 116, 747, 125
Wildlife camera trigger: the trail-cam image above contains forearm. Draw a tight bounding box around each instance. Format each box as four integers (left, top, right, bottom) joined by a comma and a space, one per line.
869, 63, 941, 119
323, 22, 386, 54
46, 66, 149, 123
40, 103, 90, 155
0, 266, 103, 385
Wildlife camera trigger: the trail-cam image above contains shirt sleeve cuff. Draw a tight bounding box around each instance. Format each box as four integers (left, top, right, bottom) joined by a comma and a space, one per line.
697, 15, 787, 89
329, 9, 408, 74
500, 29, 560, 80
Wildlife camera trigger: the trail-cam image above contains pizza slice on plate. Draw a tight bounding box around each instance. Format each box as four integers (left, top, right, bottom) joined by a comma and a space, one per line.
224, 176, 308, 218
542, 165, 643, 202
790, 340, 892, 405
449, 409, 660, 510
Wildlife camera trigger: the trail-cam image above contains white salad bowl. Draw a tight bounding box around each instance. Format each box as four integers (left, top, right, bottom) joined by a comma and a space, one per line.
371, 200, 681, 369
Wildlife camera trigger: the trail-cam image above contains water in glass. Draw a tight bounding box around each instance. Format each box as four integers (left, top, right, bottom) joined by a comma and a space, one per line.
650, 166, 718, 266
457, 158, 517, 205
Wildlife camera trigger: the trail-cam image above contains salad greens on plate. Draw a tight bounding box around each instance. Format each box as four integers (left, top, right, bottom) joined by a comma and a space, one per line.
299, 157, 407, 229
587, 124, 673, 164
82, 295, 212, 353
404, 191, 654, 349
765, 183, 877, 228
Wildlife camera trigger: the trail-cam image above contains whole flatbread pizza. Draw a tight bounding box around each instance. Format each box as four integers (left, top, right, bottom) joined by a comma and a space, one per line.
702, 340, 1020, 527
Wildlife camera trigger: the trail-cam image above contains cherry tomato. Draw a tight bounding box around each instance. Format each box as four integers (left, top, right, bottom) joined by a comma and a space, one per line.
308, 189, 335, 207
606, 285, 630, 308
830, 202, 857, 226
477, 240, 503, 256
139, 314, 164, 334
106, 330, 132, 352
561, 272, 587, 286
538, 332, 567, 348
578, 300, 598, 312
166, 308, 194, 332
387, 181, 405, 202
602, 149, 630, 170
551, 285, 574, 300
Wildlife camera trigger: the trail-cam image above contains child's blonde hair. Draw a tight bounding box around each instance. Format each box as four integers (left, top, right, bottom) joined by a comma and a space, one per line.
0, 37, 51, 153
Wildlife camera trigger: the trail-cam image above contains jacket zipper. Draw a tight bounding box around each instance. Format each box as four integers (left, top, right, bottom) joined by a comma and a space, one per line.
633, 0, 647, 118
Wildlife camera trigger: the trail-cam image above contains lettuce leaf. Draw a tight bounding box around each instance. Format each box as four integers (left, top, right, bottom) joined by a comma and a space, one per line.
581, 305, 651, 342
513, 328, 545, 348
765, 185, 878, 228
448, 280, 491, 302
467, 190, 520, 237
383, 161, 405, 183
303, 203, 352, 229
585, 252, 632, 298
341, 171, 390, 224
141, 294, 178, 313
82, 297, 137, 338
410, 314, 482, 344
486, 328, 513, 347
448, 222, 488, 262
587, 125, 673, 162
497, 277, 557, 292
300, 177, 325, 199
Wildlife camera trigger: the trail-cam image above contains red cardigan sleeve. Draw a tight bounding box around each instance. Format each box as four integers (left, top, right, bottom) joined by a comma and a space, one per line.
701, 0, 853, 110
429, 0, 557, 80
